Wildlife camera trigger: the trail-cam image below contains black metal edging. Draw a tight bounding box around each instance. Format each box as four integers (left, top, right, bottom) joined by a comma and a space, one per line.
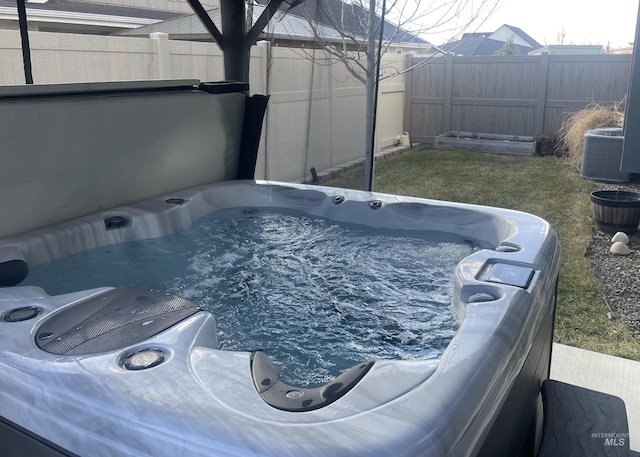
0, 81, 249, 102
198, 82, 249, 94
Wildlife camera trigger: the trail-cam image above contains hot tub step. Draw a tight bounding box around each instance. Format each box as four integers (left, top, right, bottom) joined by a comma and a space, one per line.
538, 380, 630, 457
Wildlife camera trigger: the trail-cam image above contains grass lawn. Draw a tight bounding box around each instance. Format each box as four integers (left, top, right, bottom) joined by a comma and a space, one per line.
323, 146, 640, 361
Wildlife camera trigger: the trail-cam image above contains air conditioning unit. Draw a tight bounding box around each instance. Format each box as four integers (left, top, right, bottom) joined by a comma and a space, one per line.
580, 128, 629, 182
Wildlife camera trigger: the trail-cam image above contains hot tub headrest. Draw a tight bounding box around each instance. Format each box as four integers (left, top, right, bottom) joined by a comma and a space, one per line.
252, 351, 373, 412
0, 259, 28, 287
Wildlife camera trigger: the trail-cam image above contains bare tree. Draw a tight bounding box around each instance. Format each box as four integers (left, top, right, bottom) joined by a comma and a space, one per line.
288, 0, 502, 190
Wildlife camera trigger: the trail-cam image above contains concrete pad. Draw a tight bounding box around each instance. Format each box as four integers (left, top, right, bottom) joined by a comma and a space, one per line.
551, 343, 640, 451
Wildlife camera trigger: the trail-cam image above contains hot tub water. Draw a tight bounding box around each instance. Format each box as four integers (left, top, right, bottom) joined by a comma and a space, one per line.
24, 207, 480, 386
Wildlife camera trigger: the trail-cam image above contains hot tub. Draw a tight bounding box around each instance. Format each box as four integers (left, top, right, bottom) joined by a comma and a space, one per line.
0, 180, 560, 457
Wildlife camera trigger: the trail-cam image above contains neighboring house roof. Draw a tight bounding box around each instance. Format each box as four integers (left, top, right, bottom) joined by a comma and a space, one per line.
0, 0, 182, 31
119, 3, 348, 42
441, 24, 541, 56
441, 36, 531, 56
496, 24, 541, 49
1, 0, 426, 46
255, 0, 429, 44
9, 0, 178, 20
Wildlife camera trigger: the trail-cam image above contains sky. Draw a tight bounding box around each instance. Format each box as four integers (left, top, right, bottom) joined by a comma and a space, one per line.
422, 0, 639, 49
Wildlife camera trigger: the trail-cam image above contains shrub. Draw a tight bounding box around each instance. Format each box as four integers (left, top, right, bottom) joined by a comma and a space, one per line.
534, 133, 560, 156
556, 102, 625, 168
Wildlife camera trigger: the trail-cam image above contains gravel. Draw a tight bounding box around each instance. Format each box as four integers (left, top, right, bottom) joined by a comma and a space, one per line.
586, 176, 640, 339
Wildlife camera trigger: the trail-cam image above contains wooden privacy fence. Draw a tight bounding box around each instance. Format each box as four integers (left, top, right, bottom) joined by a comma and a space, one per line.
404, 54, 632, 142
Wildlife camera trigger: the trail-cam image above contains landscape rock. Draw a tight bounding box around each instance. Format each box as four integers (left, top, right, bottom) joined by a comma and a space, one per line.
611, 231, 630, 245
610, 242, 632, 255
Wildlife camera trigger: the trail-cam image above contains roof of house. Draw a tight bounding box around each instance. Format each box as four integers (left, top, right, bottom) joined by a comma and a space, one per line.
500, 24, 541, 49
441, 36, 529, 56
441, 24, 541, 56
3, 0, 427, 46
119, 3, 348, 41
255, 0, 428, 44
0, 0, 182, 22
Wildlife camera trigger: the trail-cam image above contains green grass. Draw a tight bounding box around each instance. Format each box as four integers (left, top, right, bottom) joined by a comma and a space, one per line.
323, 146, 640, 360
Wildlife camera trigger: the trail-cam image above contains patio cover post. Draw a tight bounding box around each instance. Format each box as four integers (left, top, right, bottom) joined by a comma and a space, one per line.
185, 0, 286, 179
219, 0, 248, 82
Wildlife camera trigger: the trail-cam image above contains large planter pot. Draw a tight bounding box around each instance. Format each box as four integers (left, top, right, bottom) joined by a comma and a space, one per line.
591, 190, 640, 235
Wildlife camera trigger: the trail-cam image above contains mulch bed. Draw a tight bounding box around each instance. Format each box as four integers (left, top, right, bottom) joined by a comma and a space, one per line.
586, 175, 640, 339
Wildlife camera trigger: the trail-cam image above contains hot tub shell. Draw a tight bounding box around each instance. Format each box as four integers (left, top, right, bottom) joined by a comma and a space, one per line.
0, 180, 560, 457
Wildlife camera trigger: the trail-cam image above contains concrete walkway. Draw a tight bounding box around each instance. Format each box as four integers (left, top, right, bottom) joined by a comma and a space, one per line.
551, 343, 640, 452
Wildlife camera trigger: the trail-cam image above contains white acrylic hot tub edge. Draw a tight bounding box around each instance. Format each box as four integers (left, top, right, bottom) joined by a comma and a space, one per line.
0, 180, 549, 268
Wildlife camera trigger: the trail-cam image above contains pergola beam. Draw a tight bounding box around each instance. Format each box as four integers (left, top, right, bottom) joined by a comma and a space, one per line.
184, 0, 225, 47
187, 0, 288, 83
246, 0, 285, 48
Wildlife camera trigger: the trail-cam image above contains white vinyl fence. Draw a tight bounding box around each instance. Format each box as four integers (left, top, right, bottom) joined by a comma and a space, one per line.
0, 29, 406, 182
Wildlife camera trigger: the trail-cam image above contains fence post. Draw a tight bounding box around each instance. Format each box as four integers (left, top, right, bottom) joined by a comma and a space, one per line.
443, 54, 454, 133
403, 53, 413, 136
150, 33, 171, 79
256, 40, 270, 95
534, 52, 550, 135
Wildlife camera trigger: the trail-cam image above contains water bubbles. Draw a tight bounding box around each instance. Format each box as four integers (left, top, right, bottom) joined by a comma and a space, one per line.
24, 207, 474, 387
344, 341, 382, 354
397, 330, 419, 345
